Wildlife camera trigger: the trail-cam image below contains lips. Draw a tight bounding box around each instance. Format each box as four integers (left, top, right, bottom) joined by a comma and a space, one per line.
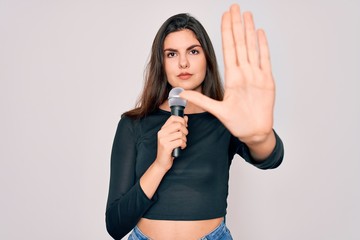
177, 72, 193, 80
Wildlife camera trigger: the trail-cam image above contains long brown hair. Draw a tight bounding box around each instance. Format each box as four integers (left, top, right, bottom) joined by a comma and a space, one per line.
124, 13, 223, 118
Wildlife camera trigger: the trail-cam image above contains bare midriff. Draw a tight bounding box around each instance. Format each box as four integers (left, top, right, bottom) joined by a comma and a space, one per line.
137, 217, 224, 240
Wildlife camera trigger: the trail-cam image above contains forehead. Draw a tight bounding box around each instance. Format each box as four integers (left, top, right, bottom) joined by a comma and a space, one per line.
163, 29, 200, 49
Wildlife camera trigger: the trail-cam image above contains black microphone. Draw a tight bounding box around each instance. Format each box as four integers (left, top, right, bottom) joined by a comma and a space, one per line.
168, 87, 187, 158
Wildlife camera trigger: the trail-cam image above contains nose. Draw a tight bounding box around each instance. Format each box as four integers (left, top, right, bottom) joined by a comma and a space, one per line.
178, 54, 189, 69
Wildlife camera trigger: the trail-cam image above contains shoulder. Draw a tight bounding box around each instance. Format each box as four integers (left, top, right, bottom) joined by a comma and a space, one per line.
119, 114, 137, 124
118, 111, 165, 133
113, 115, 139, 139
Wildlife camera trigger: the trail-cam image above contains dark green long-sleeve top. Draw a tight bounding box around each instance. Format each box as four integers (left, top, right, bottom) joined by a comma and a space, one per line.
106, 109, 284, 239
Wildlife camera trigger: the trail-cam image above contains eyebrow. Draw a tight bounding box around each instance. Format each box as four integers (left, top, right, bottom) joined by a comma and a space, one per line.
163, 44, 202, 52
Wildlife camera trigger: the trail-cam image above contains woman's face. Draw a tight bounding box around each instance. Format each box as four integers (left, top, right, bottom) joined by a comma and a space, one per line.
163, 29, 207, 92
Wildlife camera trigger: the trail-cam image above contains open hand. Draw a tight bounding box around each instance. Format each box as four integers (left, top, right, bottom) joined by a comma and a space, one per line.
180, 4, 275, 144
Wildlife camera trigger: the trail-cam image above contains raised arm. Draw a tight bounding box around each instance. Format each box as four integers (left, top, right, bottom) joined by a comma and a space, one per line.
180, 4, 278, 160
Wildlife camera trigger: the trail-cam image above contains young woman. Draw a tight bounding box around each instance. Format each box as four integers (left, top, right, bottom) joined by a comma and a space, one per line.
106, 4, 284, 240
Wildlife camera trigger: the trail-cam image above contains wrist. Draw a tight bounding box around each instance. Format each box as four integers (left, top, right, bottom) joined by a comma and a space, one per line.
153, 158, 172, 173
240, 129, 273, 146
242, 130, 276, 161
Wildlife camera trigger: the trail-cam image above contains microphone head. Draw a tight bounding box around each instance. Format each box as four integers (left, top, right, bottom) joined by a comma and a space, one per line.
168, 87, 187, 107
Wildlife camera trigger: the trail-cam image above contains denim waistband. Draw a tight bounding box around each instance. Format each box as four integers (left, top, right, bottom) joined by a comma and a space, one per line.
200, 221, 232, 240
129, 225, 149, 240
128, 221, 232, 240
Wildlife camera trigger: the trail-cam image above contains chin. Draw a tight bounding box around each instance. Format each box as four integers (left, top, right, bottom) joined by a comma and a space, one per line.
186, 85, 202, 92
169, 83, 202, 92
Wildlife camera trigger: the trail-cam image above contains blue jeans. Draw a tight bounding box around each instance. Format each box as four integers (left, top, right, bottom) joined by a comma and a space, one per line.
128, 221, 233, 240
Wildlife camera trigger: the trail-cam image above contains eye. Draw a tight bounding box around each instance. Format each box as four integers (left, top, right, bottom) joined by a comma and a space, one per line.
166, 52, 177, 58
189, 49, 200, 55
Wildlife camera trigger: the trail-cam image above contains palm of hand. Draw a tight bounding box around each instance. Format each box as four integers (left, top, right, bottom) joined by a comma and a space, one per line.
181, 4, 275, 143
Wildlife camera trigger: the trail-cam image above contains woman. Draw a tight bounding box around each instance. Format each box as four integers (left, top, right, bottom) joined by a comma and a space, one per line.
106, 4, 284, 240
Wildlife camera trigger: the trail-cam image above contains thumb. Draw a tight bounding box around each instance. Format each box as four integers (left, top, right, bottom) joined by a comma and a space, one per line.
180, 90, 222, 116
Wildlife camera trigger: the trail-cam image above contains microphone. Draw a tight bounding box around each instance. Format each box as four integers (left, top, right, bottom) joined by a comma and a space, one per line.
168, 87, 187, 158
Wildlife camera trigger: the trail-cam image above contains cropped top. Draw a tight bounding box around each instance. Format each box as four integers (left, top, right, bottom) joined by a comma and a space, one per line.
106, 109, 284, 239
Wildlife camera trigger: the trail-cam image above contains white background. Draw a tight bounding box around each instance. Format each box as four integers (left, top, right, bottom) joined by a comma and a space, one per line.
1, 0, 359, 239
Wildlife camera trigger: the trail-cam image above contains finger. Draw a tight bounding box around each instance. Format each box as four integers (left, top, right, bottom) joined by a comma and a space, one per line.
244, 12, 259, 66
257, 29, 272, 73
222, 11, 237, 69
180, 137, 187, 149
230, 4, 248, 65
168, 131, 187, 142
162, 122, 188, 136
179, 90, 222, 117
158, 134, 186, 153
158, 125, 187, 143
164, 131, 187, 150
172, 138, 187, 150
162, 115, 187, 129
184, 115, 188, 127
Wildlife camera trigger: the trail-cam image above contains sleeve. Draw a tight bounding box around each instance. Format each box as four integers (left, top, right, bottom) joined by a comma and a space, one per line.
229, 129, 284, 170
105, 116, 158, 239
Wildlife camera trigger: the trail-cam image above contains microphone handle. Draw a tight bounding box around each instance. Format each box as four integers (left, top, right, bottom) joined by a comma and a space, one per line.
170, 105, 185, 158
